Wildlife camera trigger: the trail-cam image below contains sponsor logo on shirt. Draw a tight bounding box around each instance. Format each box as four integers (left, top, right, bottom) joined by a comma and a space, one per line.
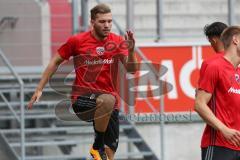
84, 58, 114, 65
96, 47, 105, 55
228, 87, 240, 94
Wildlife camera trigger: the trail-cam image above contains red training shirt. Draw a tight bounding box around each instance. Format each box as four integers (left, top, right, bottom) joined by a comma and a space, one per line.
198, 55, 240, 150
58, 31, 128, 106
199, 51, 224, 78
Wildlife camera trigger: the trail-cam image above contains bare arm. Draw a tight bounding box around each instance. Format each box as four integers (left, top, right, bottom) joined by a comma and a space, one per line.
195, 90, 240, 146
125, 30, 138, 73
28, 54, 64, 109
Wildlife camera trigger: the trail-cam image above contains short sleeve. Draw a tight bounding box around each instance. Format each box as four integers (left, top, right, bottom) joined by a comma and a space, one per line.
58, 36, 76, 60
117, 36, 128, 56
199, 61, 208, 78
198, 63, 219, 93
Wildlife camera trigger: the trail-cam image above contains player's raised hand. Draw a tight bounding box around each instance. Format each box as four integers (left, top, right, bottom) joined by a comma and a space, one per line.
125, 30, 135, 53
28, 90, 42, 109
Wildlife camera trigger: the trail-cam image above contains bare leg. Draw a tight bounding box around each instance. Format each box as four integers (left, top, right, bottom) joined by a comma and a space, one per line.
94, 94, 115, 132
105, 146, 115, 160
93, 94, 115, 151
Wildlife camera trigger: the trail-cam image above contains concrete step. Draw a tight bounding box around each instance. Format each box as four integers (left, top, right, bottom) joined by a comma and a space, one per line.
163, 15, 227, 29
114, 14, 228, 30
25, 152, 152, 160
134, 0, 227, 14
164, 1, 227, 14
26, 155, 87, 160
1, 125, 133, 135
0, 148, 12, 160
0, 112, 58, 120
0, 100, 60, 107
9, 137, 143, 147
102, 0, 232, 15
0, 133, 18, 160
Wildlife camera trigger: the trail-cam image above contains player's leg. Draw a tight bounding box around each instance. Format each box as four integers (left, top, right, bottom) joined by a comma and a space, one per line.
104, 109, 119, 160
202, 146, 237, 160
90, 94, 115, 160
105, 147, 115, 160
72, 93, 115, 160
93, 94, 115, 149
72, 95, 97, 122
237, 150, 240, 160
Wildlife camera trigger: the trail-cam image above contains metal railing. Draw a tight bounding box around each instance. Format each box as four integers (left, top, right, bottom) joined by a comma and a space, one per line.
0, 49, 25, 160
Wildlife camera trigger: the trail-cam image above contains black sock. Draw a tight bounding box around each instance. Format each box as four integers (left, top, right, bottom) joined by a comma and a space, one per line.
93, 130, 105, 150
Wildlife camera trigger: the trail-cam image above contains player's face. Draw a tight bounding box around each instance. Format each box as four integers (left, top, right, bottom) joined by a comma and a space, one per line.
236, 35, 240, 55
208, 36, 219, 52
91, 13, 112, 39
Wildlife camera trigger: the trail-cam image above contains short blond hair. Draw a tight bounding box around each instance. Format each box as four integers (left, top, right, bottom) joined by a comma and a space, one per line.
90, 3, 111, 20
221, 26, 240, 49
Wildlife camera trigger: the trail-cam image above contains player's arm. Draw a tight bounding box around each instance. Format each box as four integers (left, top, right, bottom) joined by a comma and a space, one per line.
195, 90, 227, 131
195, 90, 240, 146
195, 61, 208, 98
125, 30, 138, 73
28, 54, 64, 109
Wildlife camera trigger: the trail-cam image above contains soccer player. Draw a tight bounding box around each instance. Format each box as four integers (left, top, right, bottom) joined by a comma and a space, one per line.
195, 22, 228, 97
195, 26, 240, 160
28, 3, 137, 160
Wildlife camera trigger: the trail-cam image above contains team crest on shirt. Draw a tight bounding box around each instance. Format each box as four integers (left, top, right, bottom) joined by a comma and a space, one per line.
235, 74, 240, 83
96, 47, 105, 55
230, 73, 240, 84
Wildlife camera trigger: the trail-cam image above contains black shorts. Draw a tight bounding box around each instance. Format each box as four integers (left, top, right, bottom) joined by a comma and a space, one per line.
72, 93, 119, 152
202, 146, 240, 160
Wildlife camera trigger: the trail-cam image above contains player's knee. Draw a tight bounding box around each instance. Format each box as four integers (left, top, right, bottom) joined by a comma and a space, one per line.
97, 94, 115, 111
